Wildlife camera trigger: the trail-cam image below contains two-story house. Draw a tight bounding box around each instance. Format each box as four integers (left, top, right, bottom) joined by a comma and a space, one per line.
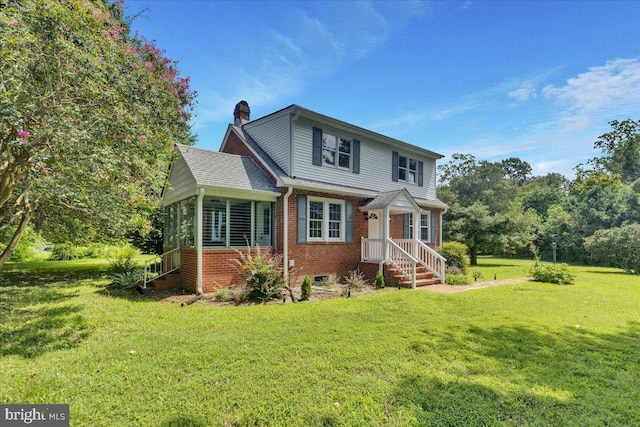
156, 101, 448, 294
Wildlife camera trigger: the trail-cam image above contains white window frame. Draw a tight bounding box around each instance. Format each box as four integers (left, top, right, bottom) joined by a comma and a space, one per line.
398, 155, 418, 184
408, 211, 432, 242
322, 132, 352, 171
307, 197, 345, 242
420, 211, 431, 242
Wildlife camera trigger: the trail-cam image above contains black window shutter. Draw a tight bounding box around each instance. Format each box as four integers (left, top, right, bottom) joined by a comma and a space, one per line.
312, 127, 322, 166
392, 151, 399, 182
418, 161, 424, 187
403, 213, 411, 239
430, 211, 437, 243
352, 139, 360, 174
345, 201, 354, 243
297, 195, 307, 243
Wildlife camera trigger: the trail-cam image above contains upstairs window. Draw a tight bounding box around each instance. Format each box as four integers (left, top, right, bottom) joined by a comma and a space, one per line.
392, 151, 424, 186
398, 155, 418, 183
313, 127, 360, 174
322, 133, 352, 170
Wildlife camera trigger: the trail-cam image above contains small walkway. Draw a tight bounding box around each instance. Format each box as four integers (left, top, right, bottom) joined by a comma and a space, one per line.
419, 278, 532, 294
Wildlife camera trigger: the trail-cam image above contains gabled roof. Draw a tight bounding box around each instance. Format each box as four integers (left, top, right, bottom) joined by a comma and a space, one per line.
222, 126, 449, 210
175, 144, 279, 194
245, 104, 445, 160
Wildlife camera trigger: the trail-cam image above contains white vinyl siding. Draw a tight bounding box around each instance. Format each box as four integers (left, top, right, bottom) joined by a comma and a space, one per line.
163, 157, 197, 206
292, 118, 438, 200
243, 111, 291, 174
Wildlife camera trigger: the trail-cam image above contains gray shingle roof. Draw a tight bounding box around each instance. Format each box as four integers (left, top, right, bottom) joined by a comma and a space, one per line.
176, 144, 279, 194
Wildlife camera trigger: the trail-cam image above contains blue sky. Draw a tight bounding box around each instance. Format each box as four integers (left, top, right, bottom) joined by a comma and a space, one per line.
126, 0, 640, 178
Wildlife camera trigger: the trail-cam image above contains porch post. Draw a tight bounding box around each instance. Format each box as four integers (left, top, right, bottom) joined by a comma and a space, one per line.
381, 207, 389, 262
412, 209, 421, 256
196, 187, 204, 294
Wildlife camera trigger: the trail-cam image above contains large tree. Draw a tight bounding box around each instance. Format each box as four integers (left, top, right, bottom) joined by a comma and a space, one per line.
588, 119, 640, 184
0, 0, 195, 265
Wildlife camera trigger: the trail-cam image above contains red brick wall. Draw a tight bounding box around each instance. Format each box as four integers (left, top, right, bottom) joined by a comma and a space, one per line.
180, 248, 197, 293
179, 247, 262, 293
279, 189, 368, 285
223, 130, 278, 183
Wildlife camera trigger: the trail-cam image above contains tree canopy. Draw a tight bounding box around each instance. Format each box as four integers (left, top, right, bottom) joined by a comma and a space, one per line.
0, 0, 196, 265
439, 120, 640, 271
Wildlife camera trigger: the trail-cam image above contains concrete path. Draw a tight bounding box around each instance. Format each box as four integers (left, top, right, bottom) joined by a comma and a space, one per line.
419, 278, 532, 294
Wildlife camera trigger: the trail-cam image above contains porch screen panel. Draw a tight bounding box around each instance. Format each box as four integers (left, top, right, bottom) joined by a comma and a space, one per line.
203, 198, 227, 247
255, 202, 273, 247
179, 197, 195, 249
229, 200, 252, 247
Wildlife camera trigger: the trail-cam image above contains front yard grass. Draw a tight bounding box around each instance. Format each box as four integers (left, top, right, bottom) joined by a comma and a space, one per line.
1, 257, 638, 426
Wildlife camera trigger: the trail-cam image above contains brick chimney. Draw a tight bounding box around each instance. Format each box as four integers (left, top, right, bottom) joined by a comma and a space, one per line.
234, 100, 251, 126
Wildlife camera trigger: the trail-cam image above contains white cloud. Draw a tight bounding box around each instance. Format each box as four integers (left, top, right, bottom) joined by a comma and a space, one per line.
543, 58, 640, 129
508, 82, 537, 102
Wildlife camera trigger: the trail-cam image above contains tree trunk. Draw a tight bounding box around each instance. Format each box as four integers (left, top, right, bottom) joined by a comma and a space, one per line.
0, 201, 36, 267
469, 246, 478, 266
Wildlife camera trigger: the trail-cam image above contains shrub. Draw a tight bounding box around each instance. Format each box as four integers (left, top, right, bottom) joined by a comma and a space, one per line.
529, 261, 575, 285
300, 275, 312, 301
375, 271, 385, 289
112, 270, 143, 289
585, 224, 640, 274
439, 241, 470, 274
50, 244, 86, 261
213, 288, 230, 302
232, 246, 284, 303
107, 244, 140, 274
445, 273, 470, 285
343, 270, 368, 291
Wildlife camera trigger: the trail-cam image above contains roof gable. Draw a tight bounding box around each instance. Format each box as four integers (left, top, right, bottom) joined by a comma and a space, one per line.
175, 144, 279, 194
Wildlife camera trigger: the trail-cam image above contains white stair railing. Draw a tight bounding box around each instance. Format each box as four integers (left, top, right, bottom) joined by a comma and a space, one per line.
387, 239, 418, 288
393, 239, 446, 284
143, 247, 180, 288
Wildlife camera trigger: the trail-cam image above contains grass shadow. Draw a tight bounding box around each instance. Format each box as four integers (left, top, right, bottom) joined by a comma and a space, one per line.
0, 263, 106, 358
395, 321, 640, 425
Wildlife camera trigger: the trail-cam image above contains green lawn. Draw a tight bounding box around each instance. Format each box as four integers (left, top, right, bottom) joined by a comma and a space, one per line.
1, 258, 638, 426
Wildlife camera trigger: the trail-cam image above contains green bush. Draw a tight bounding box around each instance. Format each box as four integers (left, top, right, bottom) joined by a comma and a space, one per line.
585, 224, 640, 274
85, 243, 110, 259
300, 275, 312, 301
112, 270, 143, 289
213, 288, 230, 302
529, 261, 575, 285
50, 244, 86, 261
445, 273, 470, 285
1, 227, 44, 261
107, 244, 140, 274
233, 246, 284, 303
375, 271, 385, 289
439, 241, 470, 274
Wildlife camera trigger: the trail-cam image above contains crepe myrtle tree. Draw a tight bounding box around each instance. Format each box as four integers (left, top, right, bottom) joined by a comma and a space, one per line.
0, 0, 196, 265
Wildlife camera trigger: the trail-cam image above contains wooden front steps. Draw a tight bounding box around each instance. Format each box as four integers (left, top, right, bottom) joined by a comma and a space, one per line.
387, 264, 441, 287
148, 271, 181, 290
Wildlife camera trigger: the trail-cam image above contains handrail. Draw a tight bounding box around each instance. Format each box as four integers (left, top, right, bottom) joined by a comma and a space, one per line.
416, 240, 446, 283
143, 247, 180, 288
393, 239, 446, 284
387, 239, 418, 288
